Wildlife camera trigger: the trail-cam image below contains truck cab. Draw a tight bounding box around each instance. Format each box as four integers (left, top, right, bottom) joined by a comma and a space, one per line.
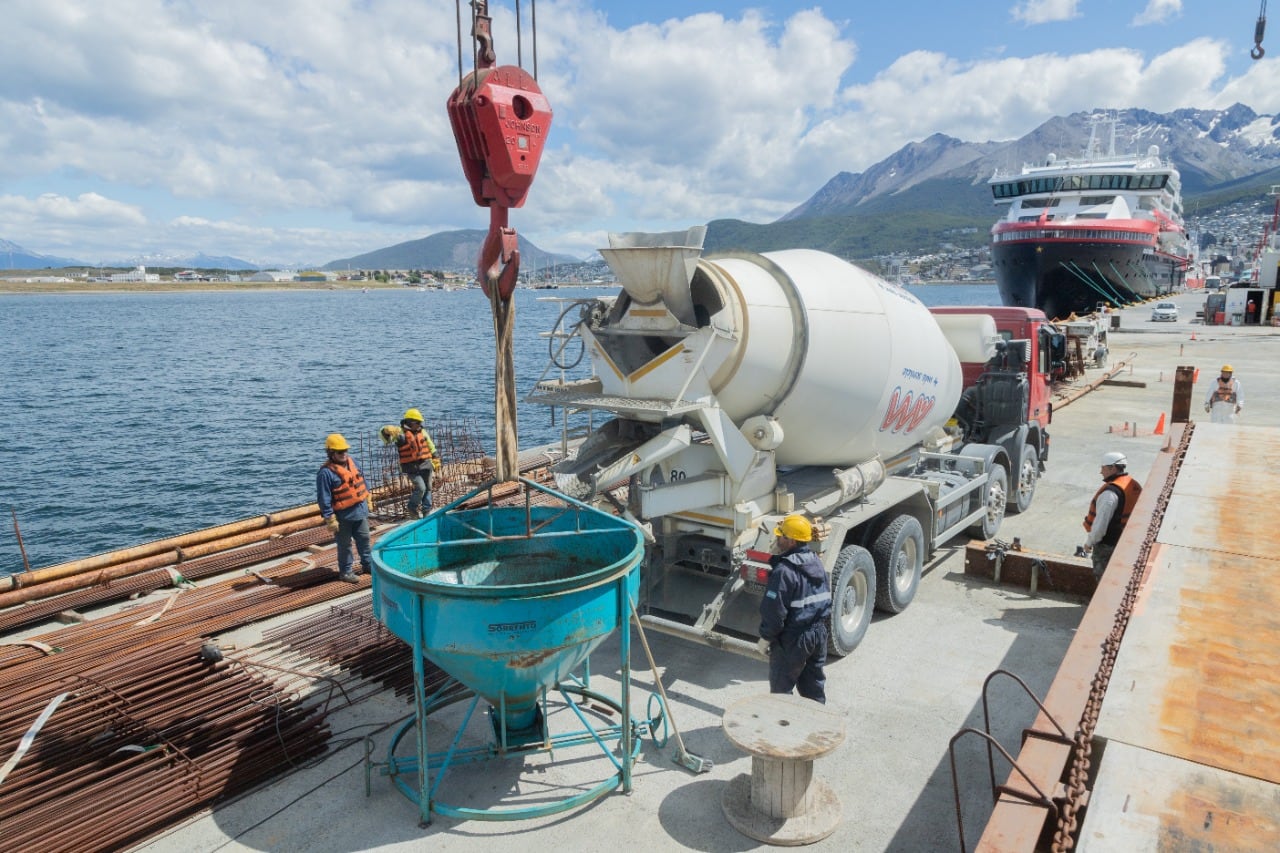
930, 306, 1054, 433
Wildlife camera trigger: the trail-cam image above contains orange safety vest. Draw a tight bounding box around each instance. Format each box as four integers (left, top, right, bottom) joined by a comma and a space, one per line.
1210, 381, 1238, 405
398, 428, 434, 467
1083, 474, 1142, 546
324, 457, 370, 511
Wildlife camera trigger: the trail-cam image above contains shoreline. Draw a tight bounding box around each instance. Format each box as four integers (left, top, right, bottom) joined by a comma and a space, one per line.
0, 280, 617, 295
0, 280, 401, 295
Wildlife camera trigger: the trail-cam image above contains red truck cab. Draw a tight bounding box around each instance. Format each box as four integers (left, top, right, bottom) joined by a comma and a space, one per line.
931, 306, 1059, 513
930, 305, 1054, 433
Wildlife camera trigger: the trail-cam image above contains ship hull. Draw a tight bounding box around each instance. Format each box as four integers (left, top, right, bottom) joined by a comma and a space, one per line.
992, 238, 1186, 319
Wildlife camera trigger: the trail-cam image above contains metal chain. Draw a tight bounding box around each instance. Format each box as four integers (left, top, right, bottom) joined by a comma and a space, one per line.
1051, 424, 1193, 850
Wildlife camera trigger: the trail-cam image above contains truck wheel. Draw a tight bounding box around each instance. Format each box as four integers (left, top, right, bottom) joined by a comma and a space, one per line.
1009, 444, 1038, 514
827, 545, 875, 656
966, 463, 1008, 540
872, 515, 924, 613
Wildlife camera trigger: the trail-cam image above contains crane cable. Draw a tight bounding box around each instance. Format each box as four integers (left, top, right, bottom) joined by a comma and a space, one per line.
1253, 0, 1267, 59
452, 1, 544, 482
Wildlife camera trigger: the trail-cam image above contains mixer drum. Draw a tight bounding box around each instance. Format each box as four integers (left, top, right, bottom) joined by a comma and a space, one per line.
600, 248, 965, 467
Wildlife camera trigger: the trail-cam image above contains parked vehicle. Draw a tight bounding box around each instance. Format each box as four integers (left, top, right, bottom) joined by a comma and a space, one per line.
1151, 301, 1179, 322
528, 227, 1052, 656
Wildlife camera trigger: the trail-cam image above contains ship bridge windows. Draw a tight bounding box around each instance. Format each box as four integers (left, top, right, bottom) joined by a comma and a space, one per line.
991, 172, 1169, 200
994, 228, 1154, 243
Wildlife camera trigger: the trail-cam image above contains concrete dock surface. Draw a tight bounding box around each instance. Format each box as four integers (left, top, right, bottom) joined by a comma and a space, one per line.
113, 291, 1278, 851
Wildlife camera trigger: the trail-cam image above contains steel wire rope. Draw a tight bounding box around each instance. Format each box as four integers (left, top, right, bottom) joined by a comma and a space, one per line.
195, 714, 414, 853
547, 298, 597, 370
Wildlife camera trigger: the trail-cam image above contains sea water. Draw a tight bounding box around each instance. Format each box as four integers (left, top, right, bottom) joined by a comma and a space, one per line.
0, 282, 996, 572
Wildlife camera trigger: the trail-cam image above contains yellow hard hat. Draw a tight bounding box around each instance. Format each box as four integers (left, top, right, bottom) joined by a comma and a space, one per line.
403, 408, 424, 422
1220, 364, 1233, 373
774, 514, 813, 542
325, 433, 350, 451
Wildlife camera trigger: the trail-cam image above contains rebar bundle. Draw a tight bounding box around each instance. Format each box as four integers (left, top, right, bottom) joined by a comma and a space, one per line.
0, 590, 436, 852
0, 638, 330, 853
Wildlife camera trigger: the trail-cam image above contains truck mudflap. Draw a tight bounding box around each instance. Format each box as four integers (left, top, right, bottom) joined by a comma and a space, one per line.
638, 614, 770, 661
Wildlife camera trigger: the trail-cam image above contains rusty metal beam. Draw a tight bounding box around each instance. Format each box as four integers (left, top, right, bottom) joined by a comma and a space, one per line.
976, 424, 1186, 852
964, 542, 1095, 596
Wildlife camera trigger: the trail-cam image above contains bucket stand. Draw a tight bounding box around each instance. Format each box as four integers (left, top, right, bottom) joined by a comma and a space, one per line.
376, 666, 644, 824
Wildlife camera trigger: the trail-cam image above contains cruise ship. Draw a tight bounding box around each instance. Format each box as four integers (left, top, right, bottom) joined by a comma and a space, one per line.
989, 116, 1191, 319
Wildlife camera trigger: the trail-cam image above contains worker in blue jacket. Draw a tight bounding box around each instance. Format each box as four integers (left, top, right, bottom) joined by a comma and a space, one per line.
316, 433, 372, 584
757, 515, 832, 703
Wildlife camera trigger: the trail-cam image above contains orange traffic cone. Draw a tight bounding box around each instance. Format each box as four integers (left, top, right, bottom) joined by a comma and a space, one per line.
1154, 412, 1166, 435
1190, 333, 1197, 340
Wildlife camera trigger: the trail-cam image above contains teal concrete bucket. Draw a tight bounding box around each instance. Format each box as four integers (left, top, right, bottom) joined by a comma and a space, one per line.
372, 480, 644, 733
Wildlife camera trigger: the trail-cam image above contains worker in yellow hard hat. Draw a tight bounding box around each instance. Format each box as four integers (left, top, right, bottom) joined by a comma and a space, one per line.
757, 514, 832, 704
1204, 364, 1243, 424
380, 408, 440, 519
316, 433, 372, 583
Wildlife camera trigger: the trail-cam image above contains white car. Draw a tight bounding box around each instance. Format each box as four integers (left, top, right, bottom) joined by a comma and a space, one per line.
1151, 301, 1179, 322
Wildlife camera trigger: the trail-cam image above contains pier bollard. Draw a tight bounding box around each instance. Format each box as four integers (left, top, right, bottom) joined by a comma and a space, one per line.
721, 693, 845, 845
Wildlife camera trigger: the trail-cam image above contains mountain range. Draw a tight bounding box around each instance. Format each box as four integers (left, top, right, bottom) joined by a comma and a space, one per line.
7, 104, 1280, 271
0, 239, 85, 270
320, 230, 580, 273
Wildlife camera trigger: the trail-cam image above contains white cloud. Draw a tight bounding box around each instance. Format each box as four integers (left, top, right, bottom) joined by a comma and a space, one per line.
0, 1, 1275, 263
1010, 0, 1081, 26
1133, 0, 1182, 27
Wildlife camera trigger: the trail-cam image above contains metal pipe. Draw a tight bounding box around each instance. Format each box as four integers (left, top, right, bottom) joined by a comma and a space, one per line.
4, 504, 322, 585
0, 516, 325, 607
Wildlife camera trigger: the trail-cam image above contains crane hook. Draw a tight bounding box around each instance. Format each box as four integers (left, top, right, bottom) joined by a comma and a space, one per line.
1253, 2, 1267, 59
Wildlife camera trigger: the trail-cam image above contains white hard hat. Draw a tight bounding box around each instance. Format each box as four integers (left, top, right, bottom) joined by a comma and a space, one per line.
1101, 451, 1127, 467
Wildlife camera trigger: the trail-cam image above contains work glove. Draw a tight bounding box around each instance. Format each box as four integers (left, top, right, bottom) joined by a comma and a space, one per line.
1203, 404, 1211, 414
366, 495, 375, 512
325, 516, 339, 533
756, 638, 771, 656
431, 456, 442, 473
380, 425, 403, 445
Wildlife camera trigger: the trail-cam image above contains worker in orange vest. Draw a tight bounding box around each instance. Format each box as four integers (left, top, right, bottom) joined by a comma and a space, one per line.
316, 433, 372, 584
1081, 451, 1143, 580
380, 408, 441, 518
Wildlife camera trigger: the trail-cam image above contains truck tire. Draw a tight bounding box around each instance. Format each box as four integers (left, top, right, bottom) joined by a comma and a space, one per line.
872, 515, 924, 613
827, 545, 876, 656
966, 463, 1008, 540
1009, 443, 1038, 514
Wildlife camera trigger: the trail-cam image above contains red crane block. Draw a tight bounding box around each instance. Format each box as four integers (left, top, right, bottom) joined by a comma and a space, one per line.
447, 65, 552, 209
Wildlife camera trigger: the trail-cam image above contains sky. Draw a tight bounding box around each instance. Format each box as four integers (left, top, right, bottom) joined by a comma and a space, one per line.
2, 0, 1279, 267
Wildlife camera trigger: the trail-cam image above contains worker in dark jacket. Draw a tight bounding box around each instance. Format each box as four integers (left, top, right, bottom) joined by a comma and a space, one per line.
316, 433, 372, 584
758, 514, 832, 703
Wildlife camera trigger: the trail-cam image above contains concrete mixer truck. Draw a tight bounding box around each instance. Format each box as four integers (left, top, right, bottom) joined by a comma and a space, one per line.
527, 227, 1052, 656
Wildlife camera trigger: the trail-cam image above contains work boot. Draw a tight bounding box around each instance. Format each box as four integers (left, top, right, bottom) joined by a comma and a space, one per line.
336, 571, 359, 584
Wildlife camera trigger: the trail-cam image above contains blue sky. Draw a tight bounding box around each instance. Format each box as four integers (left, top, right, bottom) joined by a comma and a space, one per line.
1, 1, 1276, 266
